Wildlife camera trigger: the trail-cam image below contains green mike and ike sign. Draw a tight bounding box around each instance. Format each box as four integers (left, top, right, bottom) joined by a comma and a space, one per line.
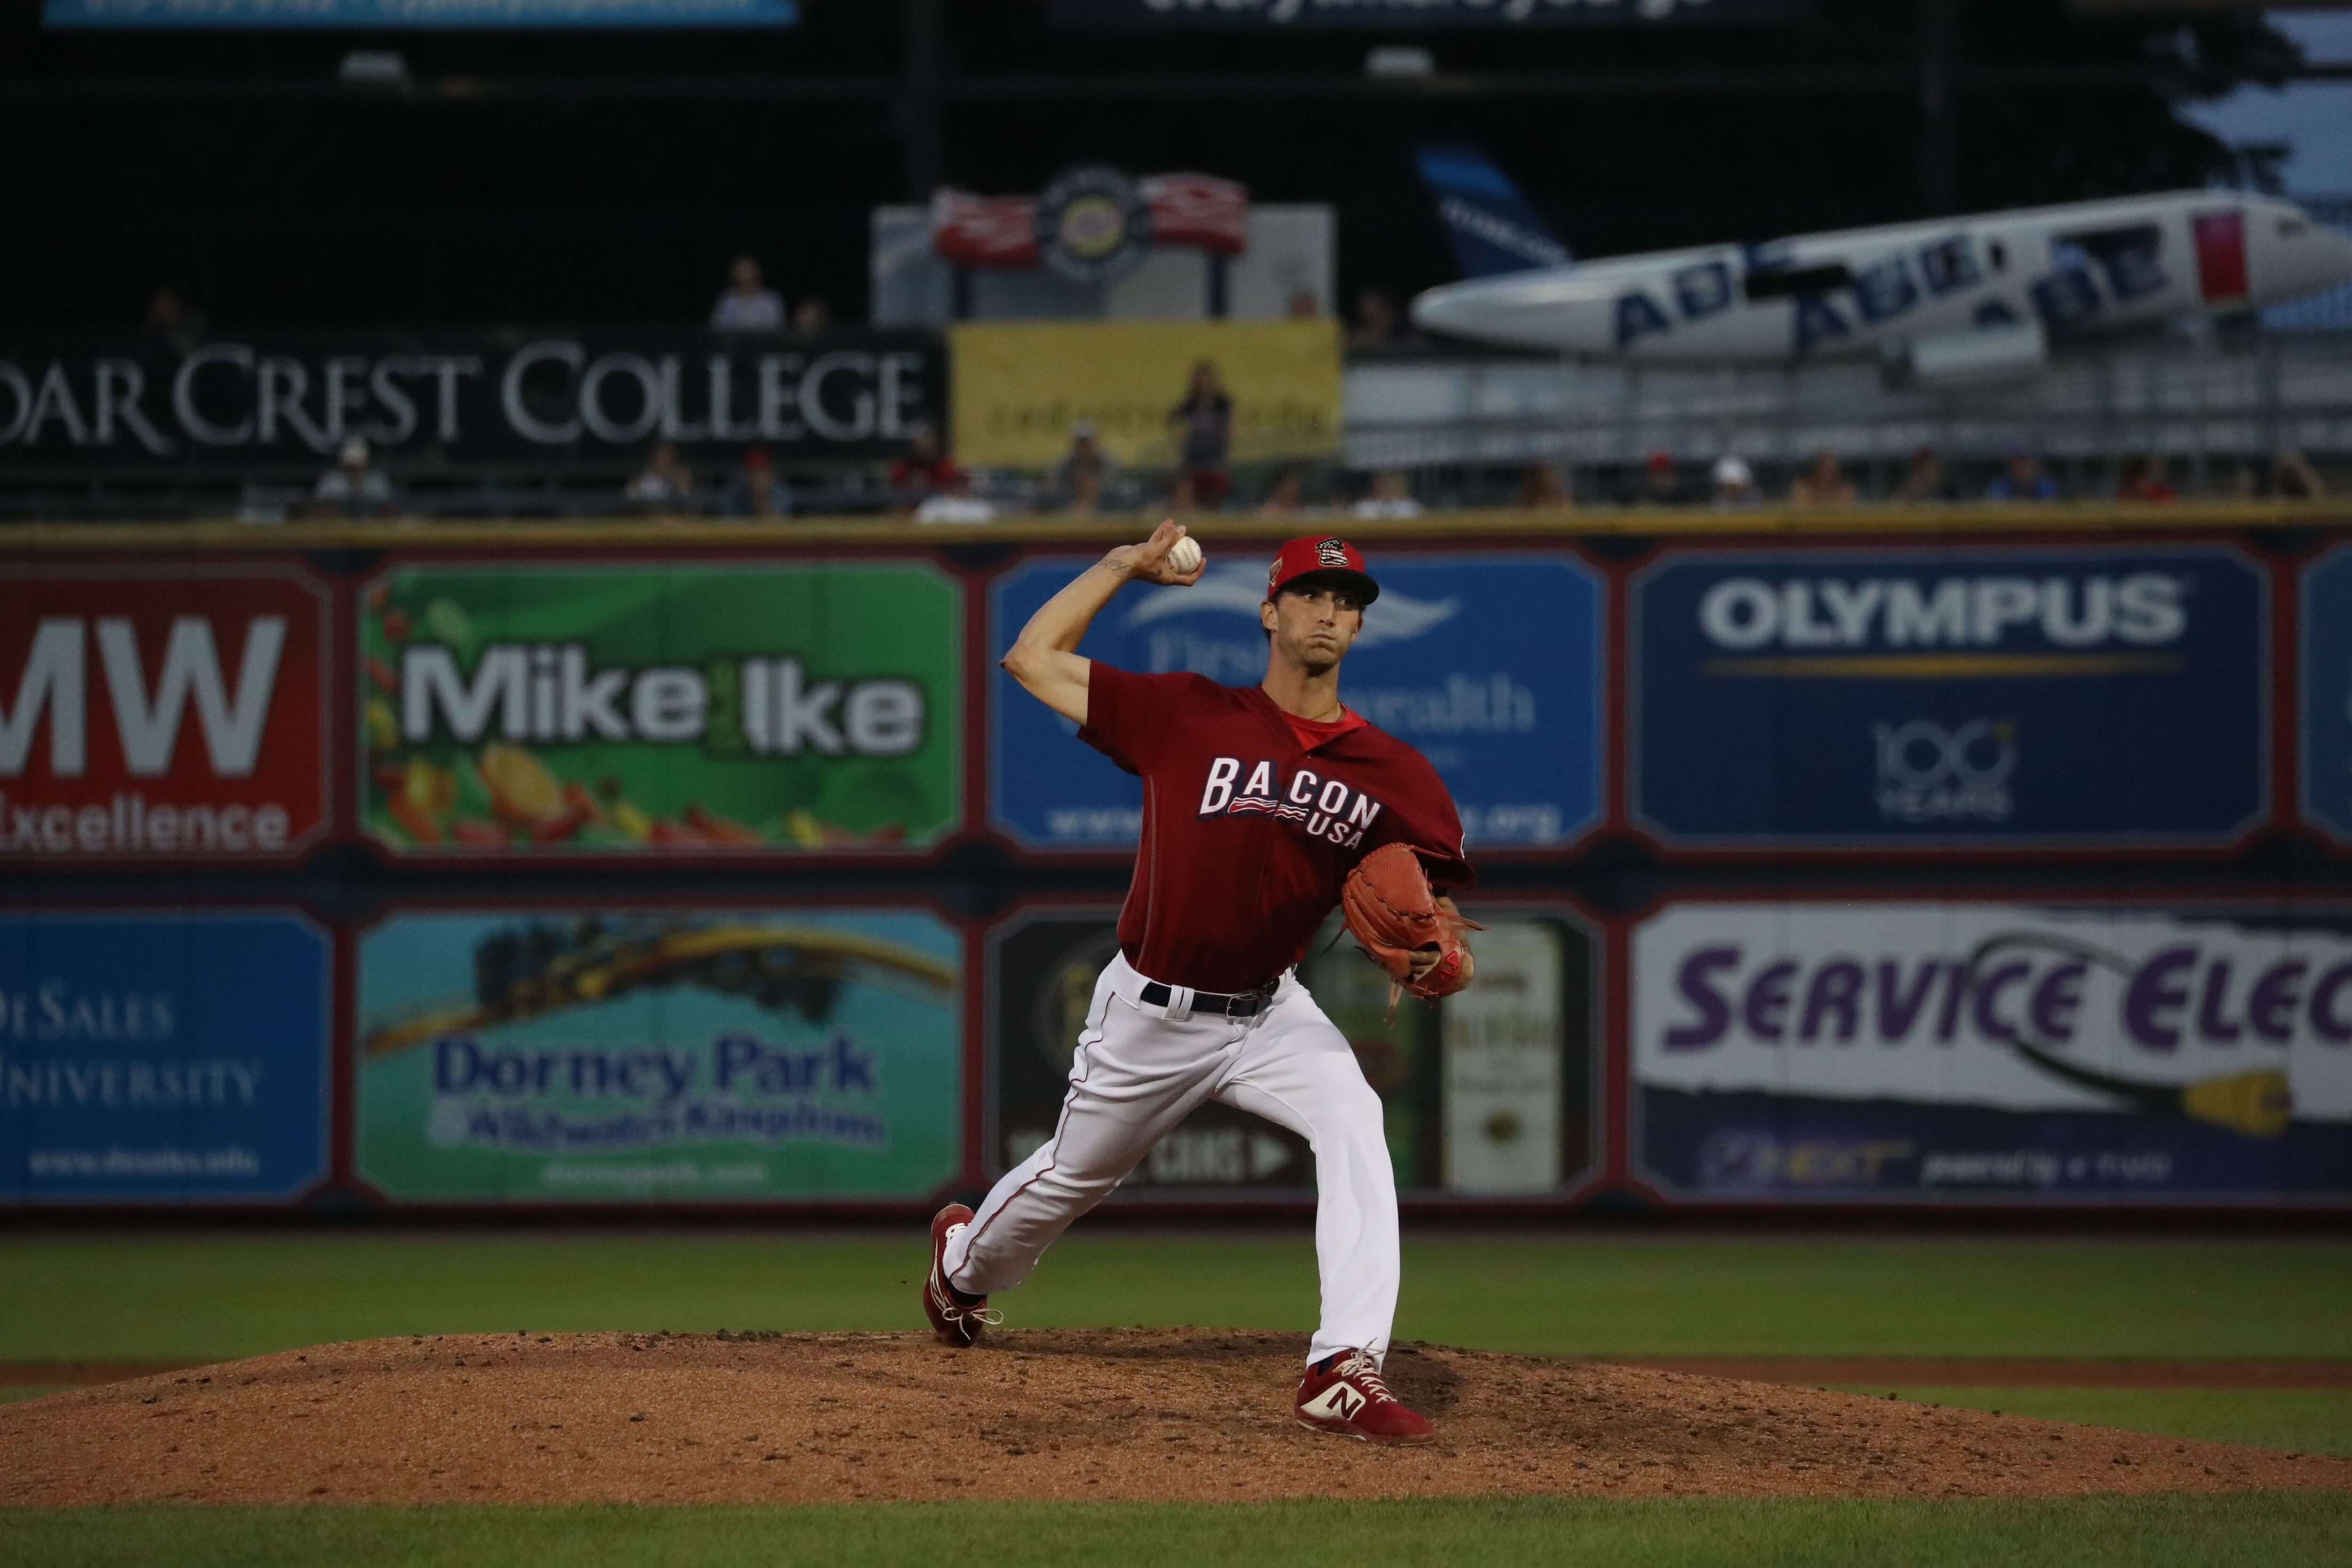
359, 562, 963, 855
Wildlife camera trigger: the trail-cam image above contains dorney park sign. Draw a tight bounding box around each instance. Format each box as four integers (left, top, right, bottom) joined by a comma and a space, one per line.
0, 329, 944, 466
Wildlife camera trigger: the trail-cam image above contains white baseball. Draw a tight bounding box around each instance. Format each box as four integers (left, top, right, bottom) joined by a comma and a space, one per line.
1168, 535, 1204, 574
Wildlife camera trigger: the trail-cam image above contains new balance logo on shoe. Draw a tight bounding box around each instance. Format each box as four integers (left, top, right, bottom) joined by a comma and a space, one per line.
1301, 1384, 1365, 1422
1293, 1348, 1436, 1446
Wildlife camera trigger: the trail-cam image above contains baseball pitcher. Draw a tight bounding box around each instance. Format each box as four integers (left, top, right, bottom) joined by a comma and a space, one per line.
923, 523, 1478, 1444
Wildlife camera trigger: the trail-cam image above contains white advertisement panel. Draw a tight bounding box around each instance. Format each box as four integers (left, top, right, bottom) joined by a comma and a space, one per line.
1631, 900, 2352, 1202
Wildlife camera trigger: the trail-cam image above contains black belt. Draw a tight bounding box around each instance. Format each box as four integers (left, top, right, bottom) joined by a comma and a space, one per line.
1139, 979, 1278, 1019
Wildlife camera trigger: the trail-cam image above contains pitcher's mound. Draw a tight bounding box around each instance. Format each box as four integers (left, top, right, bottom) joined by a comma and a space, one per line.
3, 1329, 2345, 1506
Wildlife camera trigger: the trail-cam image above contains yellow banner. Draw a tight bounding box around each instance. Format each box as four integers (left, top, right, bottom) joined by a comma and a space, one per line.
949, 320, 1343, 470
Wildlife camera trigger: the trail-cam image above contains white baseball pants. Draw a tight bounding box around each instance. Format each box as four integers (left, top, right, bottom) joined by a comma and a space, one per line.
943, 951, 1401, 1369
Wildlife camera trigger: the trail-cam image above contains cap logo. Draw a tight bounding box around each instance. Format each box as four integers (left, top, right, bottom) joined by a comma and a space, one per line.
1315, 538, 1351, 568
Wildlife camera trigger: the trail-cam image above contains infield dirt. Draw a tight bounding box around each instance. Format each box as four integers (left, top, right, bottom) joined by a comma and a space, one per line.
2, 1329, 2346, 1507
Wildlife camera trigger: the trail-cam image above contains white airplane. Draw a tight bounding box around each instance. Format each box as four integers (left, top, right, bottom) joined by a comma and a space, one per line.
1408, 172, 2352, 381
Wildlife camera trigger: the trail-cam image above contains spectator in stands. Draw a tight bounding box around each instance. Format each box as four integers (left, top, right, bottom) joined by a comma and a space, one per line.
915, 472, 998, 524
311, 438, 394, 519
1789, 448, 1858, 507
1054, 420, 1115, 515
710, 255, 785, 332
792, 295, 832, 333
1711, 455, 1757, 509
1351, 470, 1422, 520
1517, 462, 1576, 511
718, 447, 791, 518
890, 422, 966, 511
2276, 448, 2326, 499
625, 442, 696, 511
1896, 446, 1954, 502
1349, 287, 1401, 348
1631, 451, 1686, 506
1986, 448, 2059, 501
2115, 454, 2177, 502
1259, 468, 1308, 516
1168, 360, 1233, 509
144, 285, 207, 355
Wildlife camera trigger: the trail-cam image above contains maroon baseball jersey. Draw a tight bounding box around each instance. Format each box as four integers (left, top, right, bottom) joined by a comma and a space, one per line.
1080, 663, 1474, 994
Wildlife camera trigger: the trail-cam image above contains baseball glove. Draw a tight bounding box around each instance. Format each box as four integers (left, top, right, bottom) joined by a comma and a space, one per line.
1340, 842, 1483, 1017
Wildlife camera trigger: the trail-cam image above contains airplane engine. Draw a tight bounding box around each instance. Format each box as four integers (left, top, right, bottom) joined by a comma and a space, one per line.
1891, 321, 2049, 388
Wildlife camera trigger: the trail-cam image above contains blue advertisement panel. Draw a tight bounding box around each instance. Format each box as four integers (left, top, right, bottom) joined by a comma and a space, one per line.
1047, 0, 1799, 28
0, 911, 330, 1203
1631, 544, 2267, 848
355, 906, 961, 1203
989, 550, 1603, 852
2301, 547, 2352, 844
45, 0, 797, 27
1631, 899, 2352, 1204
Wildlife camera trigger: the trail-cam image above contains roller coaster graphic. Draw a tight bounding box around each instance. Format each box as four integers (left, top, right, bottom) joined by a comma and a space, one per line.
363, 917, 957, 1059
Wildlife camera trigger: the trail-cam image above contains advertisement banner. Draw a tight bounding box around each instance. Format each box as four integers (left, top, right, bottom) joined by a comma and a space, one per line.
1630, 545, 2267, 848
949, 321, 1341, 470
360, 562, 960, 856
355, 906, 962, 1202
988, 904, 1593, 1195
1631, 899, 2352, 1202
1, 911, 330, 1203
1046, 0, 1799, 27
0, 328, 939, 467
989, 550, 1601, 852
2301, 547, 2352, 844
47, 0, 797, 23
1, 566, 329, 861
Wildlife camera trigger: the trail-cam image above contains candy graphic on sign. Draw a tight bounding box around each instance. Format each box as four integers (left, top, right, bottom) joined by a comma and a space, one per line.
359, 563, 961, 856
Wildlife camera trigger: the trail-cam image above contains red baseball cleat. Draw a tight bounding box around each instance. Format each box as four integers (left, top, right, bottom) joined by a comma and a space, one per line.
1294, 1349, 1436, 1445
922, 1203, 1000, 1348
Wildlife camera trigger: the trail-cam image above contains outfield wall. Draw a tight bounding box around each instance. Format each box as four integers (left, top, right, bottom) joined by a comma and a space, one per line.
6, 506, 2352, 1213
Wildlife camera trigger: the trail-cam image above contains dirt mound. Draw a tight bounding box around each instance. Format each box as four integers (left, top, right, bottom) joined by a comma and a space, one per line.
3, 1329, 2346, 1507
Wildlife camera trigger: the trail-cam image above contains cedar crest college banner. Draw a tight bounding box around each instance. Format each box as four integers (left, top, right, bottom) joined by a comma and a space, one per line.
0, 329, 938, 466
1047, 0, 1799, 26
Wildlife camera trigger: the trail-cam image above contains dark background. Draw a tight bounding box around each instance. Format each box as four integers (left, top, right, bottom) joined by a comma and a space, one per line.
0, 0, 2305, 329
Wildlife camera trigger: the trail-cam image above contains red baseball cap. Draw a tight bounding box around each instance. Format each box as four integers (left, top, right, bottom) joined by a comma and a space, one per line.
1266, 535, 1380, 606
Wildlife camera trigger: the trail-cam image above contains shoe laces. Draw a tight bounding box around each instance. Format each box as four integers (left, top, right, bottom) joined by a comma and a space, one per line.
1334, 1352, 1398, 1405
943, 1301, 1003, 1328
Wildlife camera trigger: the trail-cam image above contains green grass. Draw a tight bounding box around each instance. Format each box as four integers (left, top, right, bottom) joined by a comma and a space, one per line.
4, 1496, 2350, 1568
1828, 1387, 2352, 1459
0, 1387, 71, 1406
3, 1233, 2349, 1364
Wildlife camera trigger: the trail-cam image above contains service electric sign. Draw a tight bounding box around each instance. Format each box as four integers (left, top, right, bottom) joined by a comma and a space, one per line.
1630, 899, 2352, 1202
0, 566, 329, 860
1630, 544, 2268, 849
